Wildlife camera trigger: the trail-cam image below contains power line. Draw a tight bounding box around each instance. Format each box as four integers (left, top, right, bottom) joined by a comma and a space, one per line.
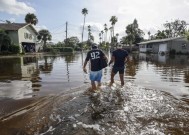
49, 23, 66, 31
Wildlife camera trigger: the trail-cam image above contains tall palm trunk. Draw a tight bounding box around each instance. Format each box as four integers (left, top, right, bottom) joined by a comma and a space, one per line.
43, 40, 47, 51
112, 25, 115, 43
81, 15, 86, 43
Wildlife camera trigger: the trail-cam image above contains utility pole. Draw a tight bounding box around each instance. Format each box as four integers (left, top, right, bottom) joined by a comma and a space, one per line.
65, 22, 68, 46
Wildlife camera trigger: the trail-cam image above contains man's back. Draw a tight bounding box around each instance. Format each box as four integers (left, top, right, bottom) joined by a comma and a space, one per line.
85, 49, 104, 71
112, 49, 128, 67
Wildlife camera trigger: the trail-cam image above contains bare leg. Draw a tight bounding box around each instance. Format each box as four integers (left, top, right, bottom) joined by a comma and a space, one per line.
110, 71, 115, 86
119, 74, 124, 86
91, 81, 97, 91
97, 81, 101, 86
97, 81, 101, 89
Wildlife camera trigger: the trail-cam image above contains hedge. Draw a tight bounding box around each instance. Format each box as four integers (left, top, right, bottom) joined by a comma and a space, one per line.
49, 47, 74, 53
9, 45, 20, 54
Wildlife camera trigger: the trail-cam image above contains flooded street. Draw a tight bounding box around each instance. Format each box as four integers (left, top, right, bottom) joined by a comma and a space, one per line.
0, 52, 189, 134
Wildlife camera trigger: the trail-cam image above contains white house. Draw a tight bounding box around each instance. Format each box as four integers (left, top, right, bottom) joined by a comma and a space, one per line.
138, 37, 189, 54
0, 23, 39, 53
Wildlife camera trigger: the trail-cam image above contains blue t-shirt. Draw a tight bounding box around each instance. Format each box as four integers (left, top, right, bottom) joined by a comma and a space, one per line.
85, 49, 105, 71
112, 49, 128, 67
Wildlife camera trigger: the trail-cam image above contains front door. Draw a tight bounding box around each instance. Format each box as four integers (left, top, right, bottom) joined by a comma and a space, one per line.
159, 43, 167, 53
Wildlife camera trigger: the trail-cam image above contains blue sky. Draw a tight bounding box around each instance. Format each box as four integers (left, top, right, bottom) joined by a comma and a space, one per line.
1, 0, 189, 43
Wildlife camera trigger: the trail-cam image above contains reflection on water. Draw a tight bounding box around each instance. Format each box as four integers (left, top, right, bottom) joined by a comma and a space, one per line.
131, 53, 189, 99
0, 53, 189, 100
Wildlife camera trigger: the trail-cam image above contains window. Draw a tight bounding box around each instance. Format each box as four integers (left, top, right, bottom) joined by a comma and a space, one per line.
24, 33, 28, 39
24, 33, 32, 40
29, 34, 32, 40
182, 43, 186, 49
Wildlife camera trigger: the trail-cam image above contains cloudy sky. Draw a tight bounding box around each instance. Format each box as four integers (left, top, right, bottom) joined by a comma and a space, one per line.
1, 0, 189, 43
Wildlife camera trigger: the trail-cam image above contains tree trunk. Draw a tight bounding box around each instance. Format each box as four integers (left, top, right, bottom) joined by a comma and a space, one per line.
43, 40, 47, 51
81, 15, 86, 43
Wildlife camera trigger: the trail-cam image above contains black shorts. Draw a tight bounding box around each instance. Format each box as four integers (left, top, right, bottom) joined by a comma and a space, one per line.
112, 66, 125, 74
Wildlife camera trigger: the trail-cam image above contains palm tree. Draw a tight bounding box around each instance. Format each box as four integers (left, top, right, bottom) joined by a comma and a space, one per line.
25, 13, 38, 25
104, 24, 108, 43
116, 33, 119, 43
101, 30, 104, 42
109, 16, 118, 43
148, 31, 151, 40
37, 29, 52, 51
109, 27, 113, 43
88, 25, 91, 40
99, 33, 102, 44
81, 8, 88, 43
90, 35, 94, 42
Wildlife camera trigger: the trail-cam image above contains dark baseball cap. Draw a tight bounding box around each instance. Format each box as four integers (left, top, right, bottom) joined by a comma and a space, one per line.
92, 43, 98, 49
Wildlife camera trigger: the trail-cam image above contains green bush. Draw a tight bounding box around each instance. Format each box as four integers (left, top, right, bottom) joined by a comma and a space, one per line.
60, 47, 74, 52
9, 45, 20, 54
46, 47, 74, 53
74, 46, 81, 51
169, 49, 176, 55
0, 51, 12, 55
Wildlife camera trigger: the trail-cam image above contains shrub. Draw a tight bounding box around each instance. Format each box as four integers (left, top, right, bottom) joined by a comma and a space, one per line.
60, 47, 74, 52
9, 45, 20, 54
146, 50, 151, 54
74, 46, 81, 51
169, 49, 176, 55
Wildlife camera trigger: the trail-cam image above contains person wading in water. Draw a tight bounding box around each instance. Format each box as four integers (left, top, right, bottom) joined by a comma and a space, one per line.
109, 43, 129, 87
83, 43, 107, 92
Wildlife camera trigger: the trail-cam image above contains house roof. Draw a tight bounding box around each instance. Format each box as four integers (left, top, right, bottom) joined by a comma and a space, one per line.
0, 23, 38, 34
0, 23, 27, 30
138, 37, 184, 45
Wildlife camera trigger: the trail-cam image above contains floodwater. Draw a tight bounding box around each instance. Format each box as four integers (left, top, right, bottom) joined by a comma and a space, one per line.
0, 52, 189, 135
0, 52, 189, 100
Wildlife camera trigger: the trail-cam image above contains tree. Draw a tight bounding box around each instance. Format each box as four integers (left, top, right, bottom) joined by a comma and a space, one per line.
116, 33, 119, 42
148, 31, 151, 40
120, 36, 129, 44
109, 27, 113, 43
99, 33, 102, 44
0, 30, 11, 52
25, 13, 38, 25
81, 8, 88, 43
101, 30, 104, 42
154, 30, 167, 39
111, 36, 117, 44
88, 25, 91, 40
185, 30, 189, 41
125, 19, 144, 45
37, 29, 52, 51
110, 16, 118, 43
104, 23, 108, 43
64, 36, 79, 47
90, 35, 94, 41
164, 19, 187, 38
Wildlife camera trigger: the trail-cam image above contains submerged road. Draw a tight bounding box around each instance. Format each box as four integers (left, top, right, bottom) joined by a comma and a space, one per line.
0, 82, 189, 135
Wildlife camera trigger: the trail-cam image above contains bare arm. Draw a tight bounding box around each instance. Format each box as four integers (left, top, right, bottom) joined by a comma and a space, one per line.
104, 55, 108, 62
83, 60, 88, 73
108, 56, 115, 66
124, 56, 129, 64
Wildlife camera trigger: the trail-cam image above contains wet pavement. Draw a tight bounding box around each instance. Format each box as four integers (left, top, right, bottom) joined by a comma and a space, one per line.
0, 82, 189, 135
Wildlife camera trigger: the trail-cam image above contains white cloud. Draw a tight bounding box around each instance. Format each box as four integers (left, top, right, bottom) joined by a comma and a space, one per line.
0, 0, 35, 15
83, 0, 189, 39
9, 18, 16, 23
49, 0, 189, 42
34, 25, 48, 32
85, 22, 103, 33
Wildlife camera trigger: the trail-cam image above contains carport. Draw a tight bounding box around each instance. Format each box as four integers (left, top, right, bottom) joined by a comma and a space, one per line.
22, 42, 36, 53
